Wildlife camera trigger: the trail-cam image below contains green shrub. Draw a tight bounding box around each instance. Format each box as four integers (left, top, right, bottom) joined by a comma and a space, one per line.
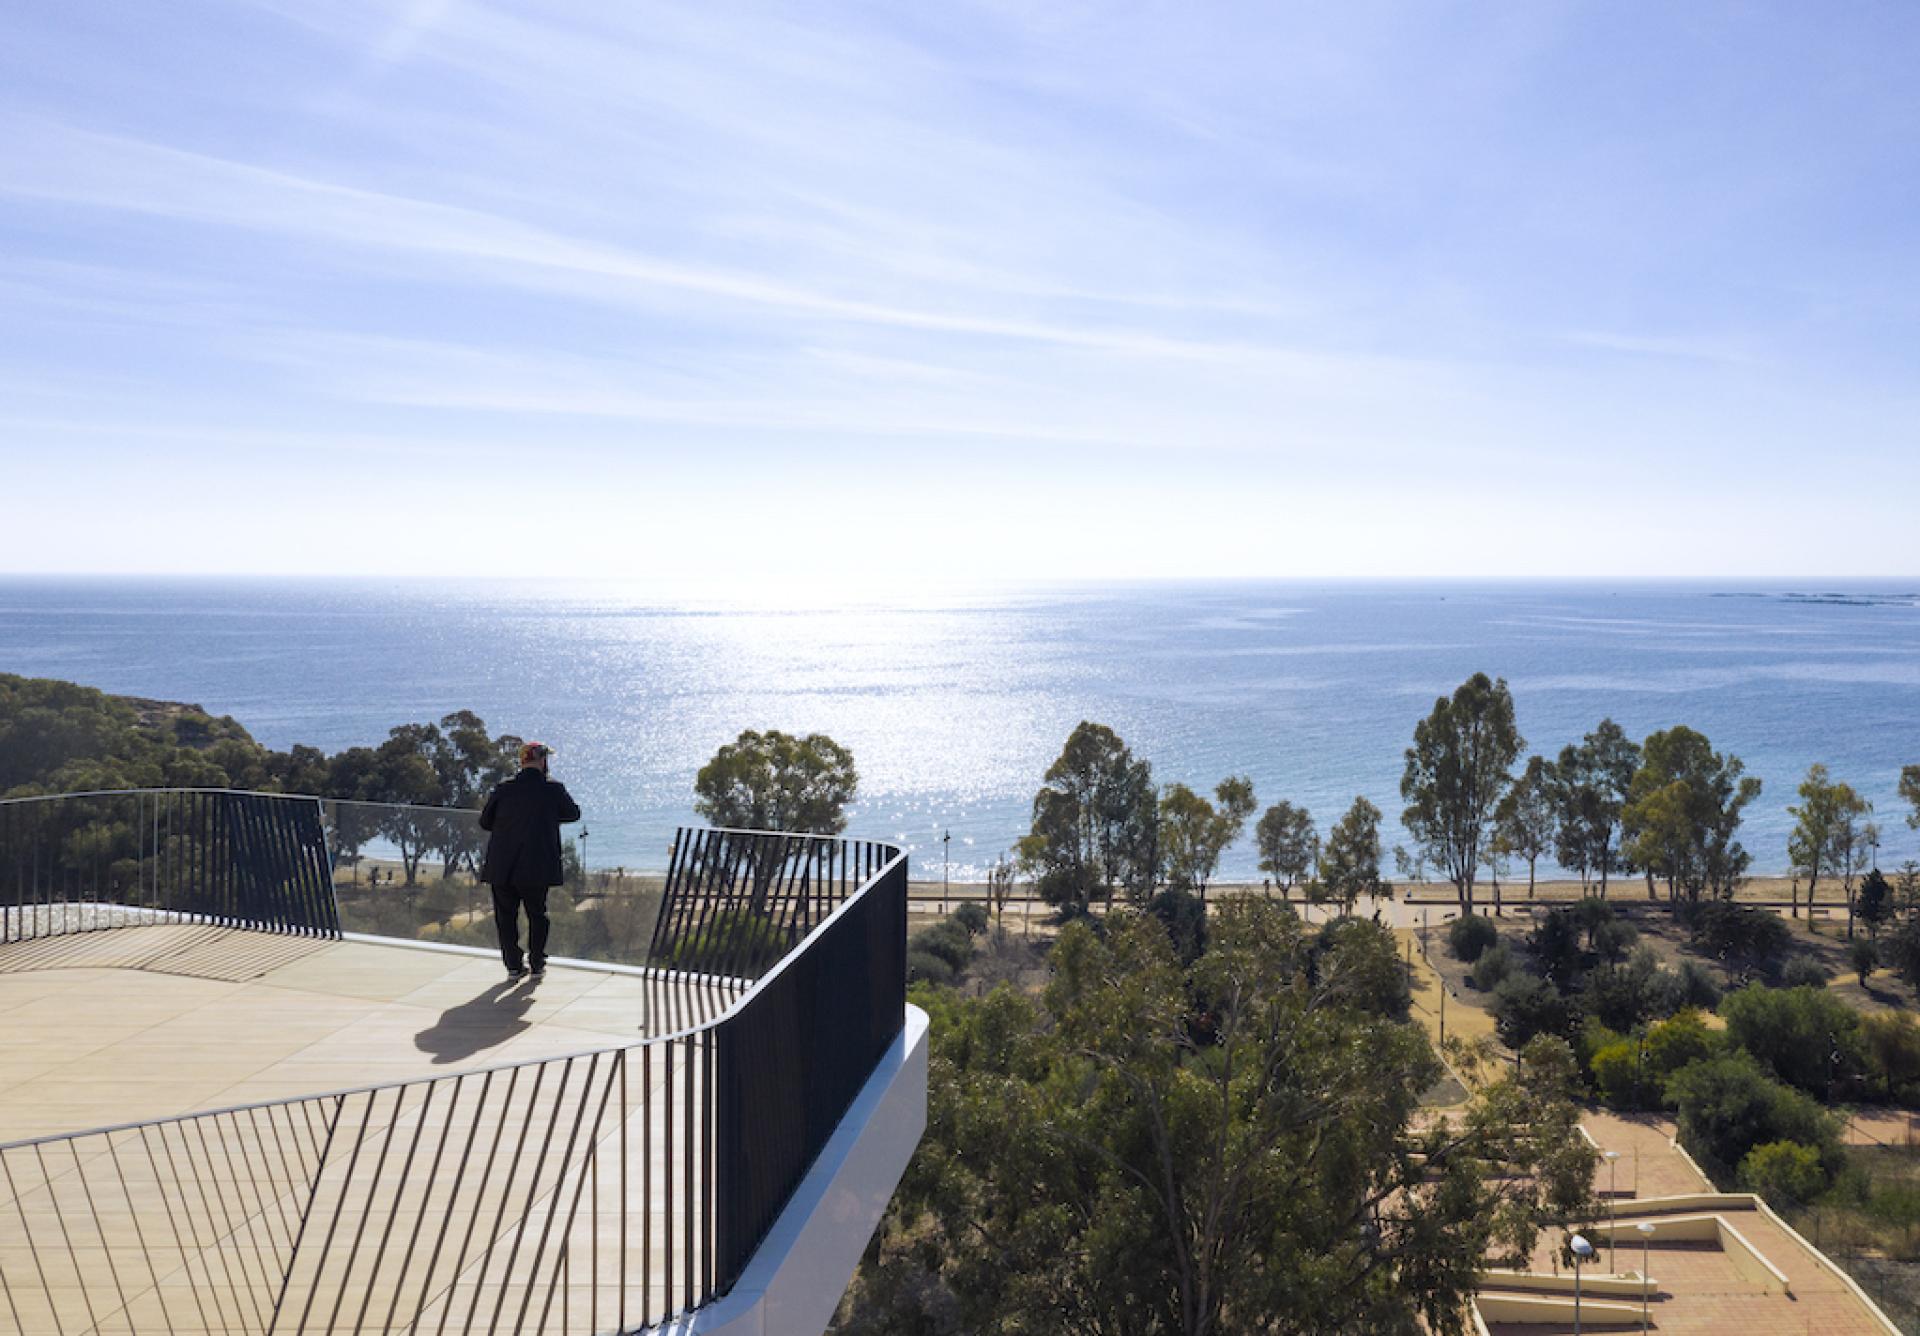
1447, 913, 1499, 963
1721, 982, 1865, 1097
1671, 959, 1722, 1010
1781, 956, 1831, 989
1738, 1140, 1828, 1209
1590, 917, 1638, 964
1851, 939, 1879, 985
1528, 908, 1584, 983
954, 901, 990, 935
1642, 1009, 1723, 1102
1591, 1040, 1653, 1109
907, 949, 957, 986
1493, 973, 1583, 1048
1470, 941, 1517, 991
1669, 1052, 1840, 1182
1861, 1011, 1920, 1102
1683, 901, 1790, 967
911, 919, 976, 971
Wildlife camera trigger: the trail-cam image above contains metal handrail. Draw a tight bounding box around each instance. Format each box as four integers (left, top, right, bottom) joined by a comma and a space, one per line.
0, 788, 909, 1332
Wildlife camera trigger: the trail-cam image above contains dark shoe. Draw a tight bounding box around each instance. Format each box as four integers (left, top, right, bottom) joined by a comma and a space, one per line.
530, 963, 546, 980
508, 967, 528, 982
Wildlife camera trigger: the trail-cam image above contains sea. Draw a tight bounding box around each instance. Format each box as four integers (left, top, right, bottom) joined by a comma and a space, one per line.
0, 577, 1915, 882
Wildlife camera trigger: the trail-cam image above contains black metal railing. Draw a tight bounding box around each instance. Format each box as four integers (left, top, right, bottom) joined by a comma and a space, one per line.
0, 789, 339, 943
0, 791, 907, 1333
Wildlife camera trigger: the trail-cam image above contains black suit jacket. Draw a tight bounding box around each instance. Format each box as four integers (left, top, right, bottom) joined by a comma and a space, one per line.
478, 768, 582, 889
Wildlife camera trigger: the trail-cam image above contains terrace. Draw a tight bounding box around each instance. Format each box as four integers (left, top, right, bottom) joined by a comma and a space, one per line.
0, 789, 926, 1335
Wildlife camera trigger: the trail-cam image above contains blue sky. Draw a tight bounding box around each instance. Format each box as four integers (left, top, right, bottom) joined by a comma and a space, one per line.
2, 2, 1917, 583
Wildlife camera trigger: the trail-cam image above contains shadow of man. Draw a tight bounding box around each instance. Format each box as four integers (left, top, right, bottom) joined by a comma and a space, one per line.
415, 981, 536, 1065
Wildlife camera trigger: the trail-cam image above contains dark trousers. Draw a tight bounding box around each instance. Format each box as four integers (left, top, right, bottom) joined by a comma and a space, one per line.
491, 884, 551, 972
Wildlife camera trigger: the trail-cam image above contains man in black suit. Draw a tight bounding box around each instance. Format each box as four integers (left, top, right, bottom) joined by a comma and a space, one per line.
478, 741, 582, 981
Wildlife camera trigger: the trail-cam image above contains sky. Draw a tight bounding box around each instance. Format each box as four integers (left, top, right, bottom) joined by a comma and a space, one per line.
1, 1, 1917, 585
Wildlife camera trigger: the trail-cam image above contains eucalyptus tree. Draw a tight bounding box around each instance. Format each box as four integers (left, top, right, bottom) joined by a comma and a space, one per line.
1550, 719, 1640, 896
1322, 796, 1388, 915
1622, 726, 1760, 906
1255, 800, 1319, 900
693, 728, 859, 834
844, 901, 1597, 1335
1494, 754, 1556, 903
1017, 721, 1159, 913
1789, 764, 1871, 925
1400, 673, 1523, 914
1158, 776, 1255, 897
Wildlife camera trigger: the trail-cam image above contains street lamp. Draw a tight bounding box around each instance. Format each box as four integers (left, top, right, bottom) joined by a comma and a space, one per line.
1603, 1150, 1621, 1272
943, 829, 951, 915
578, 828, 589, 892
1569, 1234, 1595, 1336
1636, 1222, 1655, 1333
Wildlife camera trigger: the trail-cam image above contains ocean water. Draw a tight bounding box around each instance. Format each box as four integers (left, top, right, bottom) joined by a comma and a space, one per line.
0, 577, 1916, 881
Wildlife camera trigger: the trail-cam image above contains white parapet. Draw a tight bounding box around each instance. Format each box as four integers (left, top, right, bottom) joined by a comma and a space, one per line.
654, 1003, 931, 1336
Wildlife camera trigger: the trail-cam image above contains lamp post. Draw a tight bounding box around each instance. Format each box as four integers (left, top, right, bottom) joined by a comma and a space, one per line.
1570, 1233, 1595, 1336
1604, 1150, 1621, 1272
1636, 1222, 1655, 1332
943, 829, 951, 915
578, 828, 589, 893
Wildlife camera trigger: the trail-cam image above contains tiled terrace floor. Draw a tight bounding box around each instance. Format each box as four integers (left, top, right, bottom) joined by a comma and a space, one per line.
0, 926, 743, 1333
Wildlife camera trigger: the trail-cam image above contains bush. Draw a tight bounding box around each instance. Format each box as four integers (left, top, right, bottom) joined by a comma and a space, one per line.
1590, 916, 1639, 964
1738, 1140, 1828, 1209
1447, 913, 1499, 963
1781, 956, 1831, 989
1642, 1009, 1722, 1102
953, 901, 991, 936
1861, 1011, 1920, 1102
1851, 939, 1879, 985
1669, 1052, 1840, 1182
1528, 908, 1584, 984
911, 919, 976, 972
1671, 959, 1722, 1010
907, 949, 957, 986
1721, 982, 1865, 1098
1470, 941, 1517, 991
1591, 1040, 1653, 1109
1585, 945, 1667, 1033
1683, 900, 1790, 967
1493, 973, 1583, 1048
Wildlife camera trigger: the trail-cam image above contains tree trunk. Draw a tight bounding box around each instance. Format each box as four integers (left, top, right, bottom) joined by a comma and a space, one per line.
1527, 857, 1537, 902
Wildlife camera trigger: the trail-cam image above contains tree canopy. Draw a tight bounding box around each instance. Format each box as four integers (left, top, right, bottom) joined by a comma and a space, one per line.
692, 728, 859, 834
844, 900, 1595, 1335
1254, 800, 1318, 896
1621, 726, 1761, 904
1018, 722, 1159, 913
1400, 673, 1522, 913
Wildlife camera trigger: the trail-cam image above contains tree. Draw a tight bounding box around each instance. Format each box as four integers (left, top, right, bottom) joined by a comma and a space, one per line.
985, 853, 1017, 925
1621, 726, 1760, 906
1321, 796, 1387, 914
1789, 764, 1872, 930
1720, 983, 1866, 1099
1738, 1141, 1826, 1210
1493, 755, 1556, 903
1550, 720, 1640, 897
1859, 868, 1895, 940
1157, 776, 1255, 897
1668, 1053, 1839, 1184
1903, 764, 1920, 831
693, 728, 858, 834
1017, 722, 1158, 914
1254, 801, 1318, 899
844, 902, 1595, 1335
1401, 673, 1523, 914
